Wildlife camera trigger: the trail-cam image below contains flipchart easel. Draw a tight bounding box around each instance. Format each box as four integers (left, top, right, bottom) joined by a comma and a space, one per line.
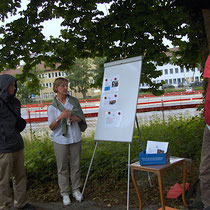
82, 56, 143, 210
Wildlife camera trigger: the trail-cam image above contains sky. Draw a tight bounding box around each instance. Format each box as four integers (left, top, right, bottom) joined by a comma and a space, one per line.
42, 3, 110, 38
2, 1, 111, 39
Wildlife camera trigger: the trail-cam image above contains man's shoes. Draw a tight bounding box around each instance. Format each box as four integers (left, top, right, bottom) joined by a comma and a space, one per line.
63, 195, 71, 206
72, 190, 83, 202
20, 203, 36, 210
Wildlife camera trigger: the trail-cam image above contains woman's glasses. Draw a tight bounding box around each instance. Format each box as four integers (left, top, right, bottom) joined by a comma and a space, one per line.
59, 84, 68, 88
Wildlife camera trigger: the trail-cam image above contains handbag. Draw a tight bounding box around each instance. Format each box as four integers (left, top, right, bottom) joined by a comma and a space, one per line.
0, 98, 26, 132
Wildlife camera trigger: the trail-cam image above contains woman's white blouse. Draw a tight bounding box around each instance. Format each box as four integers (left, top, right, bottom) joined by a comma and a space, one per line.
47, 97, 81, 144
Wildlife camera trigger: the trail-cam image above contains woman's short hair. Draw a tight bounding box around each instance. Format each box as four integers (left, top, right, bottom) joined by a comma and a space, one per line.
53, 77, 69, 93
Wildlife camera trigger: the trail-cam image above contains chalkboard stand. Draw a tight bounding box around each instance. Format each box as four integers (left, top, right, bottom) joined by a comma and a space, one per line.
135, 114, 144, 150
81, 115, 146, 210
81, 141, 98, 197
82, 56, 143, 210
135, 114, 153, 187
81, 140, 132, 210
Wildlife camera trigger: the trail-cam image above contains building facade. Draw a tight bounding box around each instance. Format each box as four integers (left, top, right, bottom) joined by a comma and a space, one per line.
140, 63, 202, 89
37, 62, 101, 100
0, 59, 203, 101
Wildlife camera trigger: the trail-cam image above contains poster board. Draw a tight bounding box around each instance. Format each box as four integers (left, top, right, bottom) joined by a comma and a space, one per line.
94, 56, 143, 143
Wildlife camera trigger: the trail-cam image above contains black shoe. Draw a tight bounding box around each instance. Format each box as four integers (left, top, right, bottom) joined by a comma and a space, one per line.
20, 203, 36, 210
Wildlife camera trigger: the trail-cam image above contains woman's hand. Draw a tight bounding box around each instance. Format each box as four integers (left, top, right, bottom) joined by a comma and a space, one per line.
60, 110, 71, 120
69, 115, 82, 123
49, 109, 71, 130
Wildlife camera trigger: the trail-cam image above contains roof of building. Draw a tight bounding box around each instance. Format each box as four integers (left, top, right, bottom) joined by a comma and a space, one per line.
0, 67, 23, 76
36, 62, 60, 72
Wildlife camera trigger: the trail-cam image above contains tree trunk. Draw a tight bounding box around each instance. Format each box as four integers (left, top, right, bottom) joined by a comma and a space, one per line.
202, 9, 210, 52
82, 91, 87, 99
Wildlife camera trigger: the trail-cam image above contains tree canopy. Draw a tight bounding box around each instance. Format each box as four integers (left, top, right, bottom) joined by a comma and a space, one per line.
0, 0, 208, 94
65, 58, 93, 98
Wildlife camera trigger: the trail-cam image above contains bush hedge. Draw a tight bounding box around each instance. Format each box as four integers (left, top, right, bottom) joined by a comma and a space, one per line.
24, 115, 205, 184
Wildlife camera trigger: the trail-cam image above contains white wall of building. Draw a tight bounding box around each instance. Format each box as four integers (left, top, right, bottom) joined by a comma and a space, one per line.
140, 63, 202, 89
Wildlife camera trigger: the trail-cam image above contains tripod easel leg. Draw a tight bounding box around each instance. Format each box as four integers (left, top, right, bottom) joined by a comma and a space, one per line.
127, 143, 131, 210
82, 141, 98, 197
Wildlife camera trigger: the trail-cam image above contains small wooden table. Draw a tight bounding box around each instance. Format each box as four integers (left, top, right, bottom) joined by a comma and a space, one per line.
130, 157, 188, 210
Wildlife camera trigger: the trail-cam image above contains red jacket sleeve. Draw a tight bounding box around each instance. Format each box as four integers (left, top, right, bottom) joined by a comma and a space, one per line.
204, 79, 210, 125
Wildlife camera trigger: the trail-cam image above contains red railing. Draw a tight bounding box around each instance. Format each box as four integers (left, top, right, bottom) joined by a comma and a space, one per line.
24, 97, 202, 123
22, 90, 204, 109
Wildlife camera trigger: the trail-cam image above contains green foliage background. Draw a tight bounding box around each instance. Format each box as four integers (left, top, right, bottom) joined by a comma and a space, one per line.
0, 0, 208, 96
24, 115, 205, 185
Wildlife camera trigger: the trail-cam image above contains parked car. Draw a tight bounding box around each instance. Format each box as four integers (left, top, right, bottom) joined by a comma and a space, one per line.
186, 87, 193, 92
162, 84, 175, 89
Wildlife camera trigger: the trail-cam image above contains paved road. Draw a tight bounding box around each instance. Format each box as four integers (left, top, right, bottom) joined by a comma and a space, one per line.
30, 200, 158, 210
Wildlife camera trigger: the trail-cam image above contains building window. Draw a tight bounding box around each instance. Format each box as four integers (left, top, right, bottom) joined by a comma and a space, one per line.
181, 68, 184, 73
50, 92, 55, 98
165, 79, 168, 84
49, 83, 52, 88
48, 73, 51, 78
165, 69, 168, 74
52, 73, 54, 77
186, 69, 189, 72
58, 72, 61, 76
62, 72, 65, 76
178, 78, 181, 84
169, 79, 172, 84
173, 79, 176, 84
170, 69, 173, 74
46, 83, 48, 87
195, 77, 199, 81
44, 93, 49, 99
55, 72, 58, 77
182, 78, 185, 83
175, 68, 179, 73
89, 79, 94, 84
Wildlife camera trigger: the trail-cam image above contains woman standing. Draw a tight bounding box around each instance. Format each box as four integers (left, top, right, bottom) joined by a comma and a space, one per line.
47, 77, 87, 206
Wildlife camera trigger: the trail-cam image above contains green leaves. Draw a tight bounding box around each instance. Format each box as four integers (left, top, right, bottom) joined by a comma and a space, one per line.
0, 0, 21, 21
0, 0, 208, 94
65, 58, 94, 98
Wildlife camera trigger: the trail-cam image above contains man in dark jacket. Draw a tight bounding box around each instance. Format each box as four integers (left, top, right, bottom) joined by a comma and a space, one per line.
0, 74, 34, 210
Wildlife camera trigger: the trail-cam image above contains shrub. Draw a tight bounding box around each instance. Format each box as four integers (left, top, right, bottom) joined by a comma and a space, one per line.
24, 134, 57, 182
138, 115, 205, 162
23, 115, 205, 185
